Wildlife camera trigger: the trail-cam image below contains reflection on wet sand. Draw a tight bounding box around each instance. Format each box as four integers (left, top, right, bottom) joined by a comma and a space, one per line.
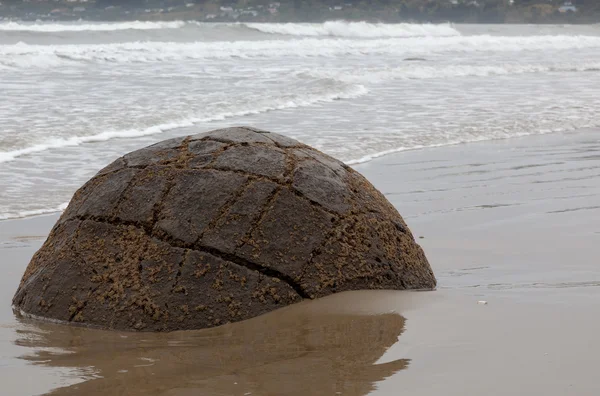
15, 293, 408, 396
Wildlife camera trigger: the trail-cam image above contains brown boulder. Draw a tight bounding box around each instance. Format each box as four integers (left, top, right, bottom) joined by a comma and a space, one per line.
12, 127, 436, 331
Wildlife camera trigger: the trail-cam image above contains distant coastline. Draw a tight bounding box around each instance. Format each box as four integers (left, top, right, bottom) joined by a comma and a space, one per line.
0, 1, 598, 24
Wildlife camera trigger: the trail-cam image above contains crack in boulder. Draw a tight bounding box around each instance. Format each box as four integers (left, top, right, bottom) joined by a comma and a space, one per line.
194, 244, 309, 299
74, 215, 307, 300
237, 186, 281, 249
196, 178, 255, 241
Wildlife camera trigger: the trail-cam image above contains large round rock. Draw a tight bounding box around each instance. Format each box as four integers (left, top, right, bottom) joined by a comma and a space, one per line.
13, 127, 436, 331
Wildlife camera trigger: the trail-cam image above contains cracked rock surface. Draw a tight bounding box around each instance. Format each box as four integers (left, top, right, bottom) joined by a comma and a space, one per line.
12, 127, 436, 331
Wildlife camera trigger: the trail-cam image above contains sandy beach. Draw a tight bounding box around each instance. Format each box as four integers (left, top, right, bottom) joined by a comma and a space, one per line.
1, 127, 598, 395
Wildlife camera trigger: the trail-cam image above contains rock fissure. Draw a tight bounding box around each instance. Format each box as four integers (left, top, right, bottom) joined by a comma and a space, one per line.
204, 165, 280, 183
149, 174, 179, 235
204, 142, 232, 168
200, 166, 339, 214
109, 170, 141, 219
300, 216, 342, 286
288, 187, 339, 217
283, 148, 297, 184
237, 186, 282, 249
203, 138, 276, 149
194, 243, 309, 299
170, 250, 189, 295
72, 215, 307, 300
196, 177, 255, 241
177, 137, 193, 168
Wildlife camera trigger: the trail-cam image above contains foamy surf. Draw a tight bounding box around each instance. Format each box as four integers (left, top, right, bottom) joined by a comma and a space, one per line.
4, 35, 600, 69
304, 62, 600, 83
344, 124, 581, 166
0, 202, 68, 221
0, 20, 186, 32
0, 83, 367, 164
242, 21, 460, 38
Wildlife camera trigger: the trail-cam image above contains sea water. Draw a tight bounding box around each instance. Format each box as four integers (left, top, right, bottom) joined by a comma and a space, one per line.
1, 21, 600, 219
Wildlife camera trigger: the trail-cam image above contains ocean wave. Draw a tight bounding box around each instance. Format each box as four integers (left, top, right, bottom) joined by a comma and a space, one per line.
0, 83, 367, 164
0, 20, 186, 32
3, 35, 600, 68
242, 21, 460, 38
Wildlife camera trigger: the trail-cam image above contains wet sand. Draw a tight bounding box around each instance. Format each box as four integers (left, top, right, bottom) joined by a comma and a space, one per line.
2, 129, 600, 395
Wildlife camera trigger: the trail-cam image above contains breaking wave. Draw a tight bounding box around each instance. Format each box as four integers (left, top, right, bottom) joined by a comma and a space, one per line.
242, 21, 461, 38
3, 35, 600, 68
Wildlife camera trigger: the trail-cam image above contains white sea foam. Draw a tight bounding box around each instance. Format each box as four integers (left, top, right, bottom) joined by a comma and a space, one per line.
344, 138, 496, 166
0, 83, 367, 165
344, 125, 576, 166
304, 62, 600, 83
0, 20, 186, 32
0, 202, 68, 221
3, 35, 600, 69
242, 21, 461, 38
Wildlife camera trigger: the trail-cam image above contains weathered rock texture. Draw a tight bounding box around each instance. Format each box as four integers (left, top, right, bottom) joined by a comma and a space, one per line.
13, 127, 436, 331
